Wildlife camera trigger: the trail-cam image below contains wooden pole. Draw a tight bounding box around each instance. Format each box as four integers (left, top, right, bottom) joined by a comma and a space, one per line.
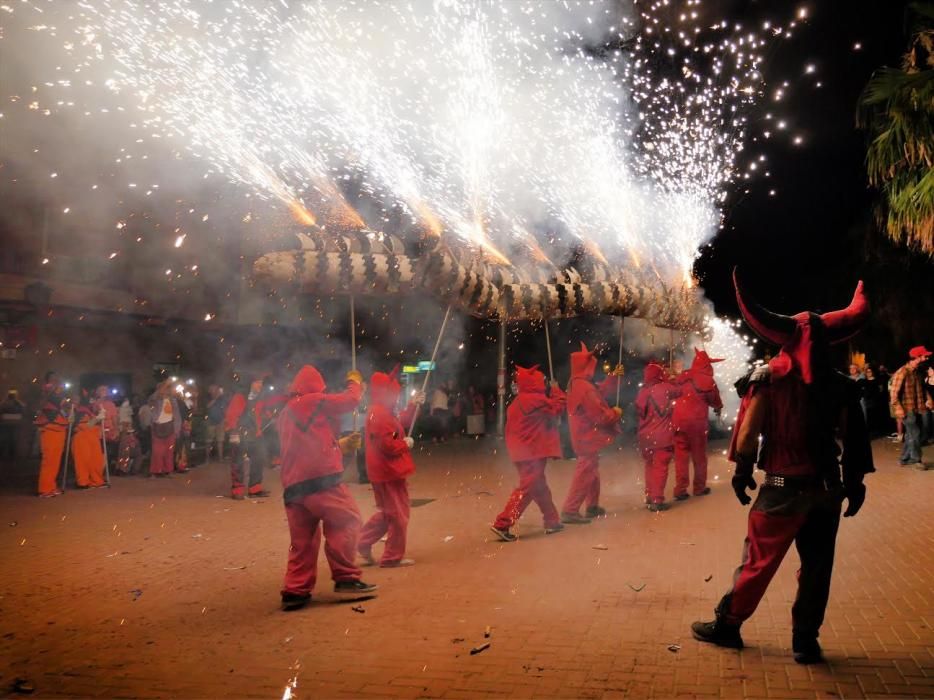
408, 305, 453, 437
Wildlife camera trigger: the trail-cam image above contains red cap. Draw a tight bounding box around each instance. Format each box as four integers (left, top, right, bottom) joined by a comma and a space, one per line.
909, 345, 931, 360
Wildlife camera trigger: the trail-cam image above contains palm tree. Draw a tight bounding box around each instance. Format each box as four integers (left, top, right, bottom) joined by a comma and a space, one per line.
857, 2, 934, 256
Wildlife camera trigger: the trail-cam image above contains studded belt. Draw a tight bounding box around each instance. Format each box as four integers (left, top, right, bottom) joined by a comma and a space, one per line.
763, 474, 826, 490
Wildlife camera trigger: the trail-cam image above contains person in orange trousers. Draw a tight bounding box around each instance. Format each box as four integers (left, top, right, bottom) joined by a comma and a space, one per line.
71, 397, 108, 489
35, 377, 69, 497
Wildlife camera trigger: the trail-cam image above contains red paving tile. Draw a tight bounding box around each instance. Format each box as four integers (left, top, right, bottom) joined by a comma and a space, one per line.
0, 438, 931, 698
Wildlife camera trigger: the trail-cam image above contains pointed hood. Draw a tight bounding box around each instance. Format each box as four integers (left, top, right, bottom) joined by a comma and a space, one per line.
288, 365, 326, 395
734, 269, 869, 384
370, 364, 402, 408
570, 341, 597, 380
643, 362, 667, 386
515, 364, 546, 394
690, 348, 724, 375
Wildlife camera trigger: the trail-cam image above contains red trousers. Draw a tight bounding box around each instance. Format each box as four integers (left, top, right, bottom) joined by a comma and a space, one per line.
674, 426, 709, 496
562, 453, 600, 514
495, 459, 560, 529
717, 486, 840, 637
150, 431, 176, 474
359, 479, 410, 565
642, 446, 673, 504
282, 484, 362, 596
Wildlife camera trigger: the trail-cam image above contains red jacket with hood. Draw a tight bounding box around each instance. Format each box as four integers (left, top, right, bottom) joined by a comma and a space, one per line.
567, 343, 621, 455
672, 349, 723, 431
277, 365, 362, 490
365, 367, 417, 483
635, 362, 681, 450
505, 365, 566, 462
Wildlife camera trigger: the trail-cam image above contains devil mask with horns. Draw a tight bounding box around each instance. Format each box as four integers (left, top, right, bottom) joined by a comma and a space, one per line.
733, 270, 869, 385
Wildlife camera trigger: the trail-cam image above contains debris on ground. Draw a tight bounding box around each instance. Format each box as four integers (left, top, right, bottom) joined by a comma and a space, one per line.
667, 644, 681, 653
223, 565, 247, 571
469, 642, 491, 655
451, 638, 465, 644
592, 544, 608, 550
704, 574, 713, 582
11, 678, 35, 695
8, 521, 17, 527
129, 588, 143, 601
484, 625, 491, 638
443, 535, 454, 543
351, 606, 365, 614
627, 583, 646, 592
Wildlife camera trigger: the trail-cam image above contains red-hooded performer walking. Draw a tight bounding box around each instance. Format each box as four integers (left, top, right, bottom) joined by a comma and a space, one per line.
562, 343, 623, 523
277, 365, 376, 611
491, 364, 567, 541
635, 362, 681, 511
692, 272, 873, 664
672, 349, 724, 499
358, 366, 420, 568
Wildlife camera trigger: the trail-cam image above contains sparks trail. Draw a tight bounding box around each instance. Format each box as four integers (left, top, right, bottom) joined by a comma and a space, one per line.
11, 0, 806, 285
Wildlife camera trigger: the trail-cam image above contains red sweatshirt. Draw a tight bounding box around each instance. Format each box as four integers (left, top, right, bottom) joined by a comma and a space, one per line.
277, 365, 362, 489
635, 363, 681, 450
567, 343, 621, 455
505, 365, 566, 462
365, 367, 417, 483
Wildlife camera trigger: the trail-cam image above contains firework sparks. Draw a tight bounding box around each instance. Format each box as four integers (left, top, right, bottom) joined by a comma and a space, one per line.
8, 0, 806, 288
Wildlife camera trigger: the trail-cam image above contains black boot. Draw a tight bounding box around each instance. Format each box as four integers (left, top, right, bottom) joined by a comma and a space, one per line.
792, 633, 823, 664
281, 592, 311, 611
691, 619, 744, 649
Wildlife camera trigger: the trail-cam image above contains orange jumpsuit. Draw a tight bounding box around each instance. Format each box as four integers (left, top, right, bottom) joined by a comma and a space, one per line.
72, 409, 106, 488
35, 388, 69, 496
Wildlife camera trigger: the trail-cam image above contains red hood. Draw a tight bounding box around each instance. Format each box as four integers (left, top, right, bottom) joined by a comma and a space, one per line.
643, 362, 667, 386
570, 342, 597, 380
289, 365, 326, 395
370, 365, 402, 408
690, 348, 724, 376
515, 364, 546, 394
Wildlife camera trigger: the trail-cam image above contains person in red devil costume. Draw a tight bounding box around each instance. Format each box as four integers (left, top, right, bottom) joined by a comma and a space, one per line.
562, 342, 623, 524
358, 365, 422, 568
490, 364, 567, 541
635, 362, 681, 511
277, 364, 376, 611
692, 272, 874, 664
672, 349, 724, 500
224, 373, 280, 500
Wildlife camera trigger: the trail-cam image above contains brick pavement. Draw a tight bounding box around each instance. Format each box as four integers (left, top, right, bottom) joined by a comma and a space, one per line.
0, 438, 931, 699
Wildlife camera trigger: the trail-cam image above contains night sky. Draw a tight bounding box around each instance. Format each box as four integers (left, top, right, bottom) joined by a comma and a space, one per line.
696, 0, 933, 363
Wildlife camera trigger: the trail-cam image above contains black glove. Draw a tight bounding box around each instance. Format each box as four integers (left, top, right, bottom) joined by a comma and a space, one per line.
731, 474, 757, 506
842, 482, 866, 518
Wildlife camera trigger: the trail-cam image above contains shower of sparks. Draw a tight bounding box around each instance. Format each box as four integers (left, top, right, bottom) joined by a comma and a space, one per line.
6, 0, 807, 287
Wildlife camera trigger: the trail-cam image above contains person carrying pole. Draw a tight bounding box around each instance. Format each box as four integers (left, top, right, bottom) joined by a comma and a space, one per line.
277, 363, 376, 611
71, 391, 108, 489
358, 365, 423, 567
561, 342, 623, 523
491, 364, 566, 541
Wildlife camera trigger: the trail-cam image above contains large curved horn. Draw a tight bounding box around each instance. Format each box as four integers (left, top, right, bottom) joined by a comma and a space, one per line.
820, 280, 869, 345
733, 268, 796, 345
